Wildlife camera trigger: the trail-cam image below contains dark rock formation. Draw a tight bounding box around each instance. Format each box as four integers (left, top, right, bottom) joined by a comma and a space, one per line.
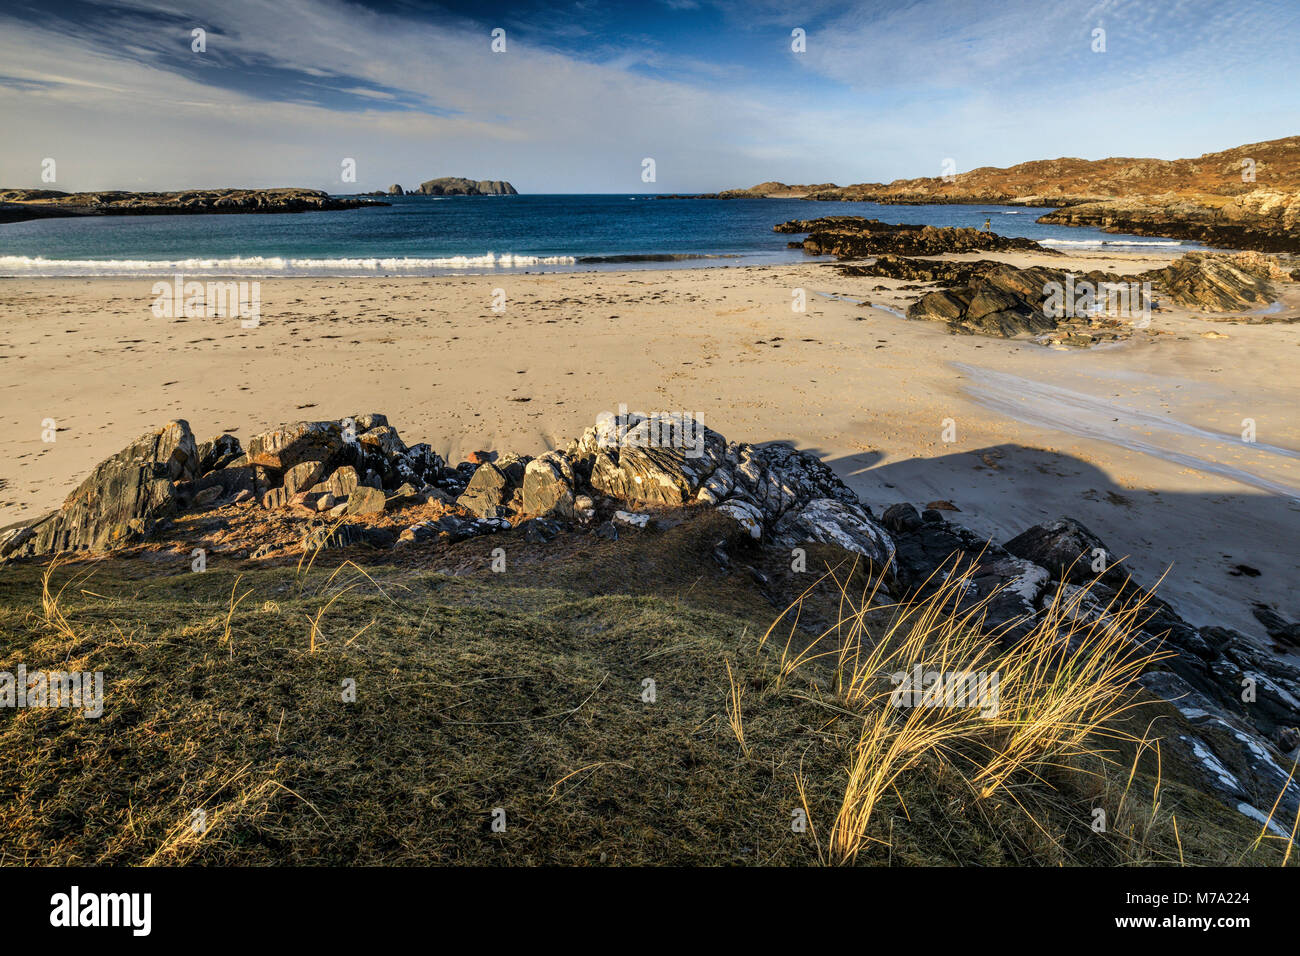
387, 184, 405, 196
1144, 251, 1276, 310
1004, 517, 1119, 585
838, 255, 1004, 285
899, 252, 1290, 344
775, 217, 1054, 259
415, 177, 517, 196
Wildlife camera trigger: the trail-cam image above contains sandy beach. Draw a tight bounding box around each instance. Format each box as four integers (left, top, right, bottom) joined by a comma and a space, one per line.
2, 250, 1298, 637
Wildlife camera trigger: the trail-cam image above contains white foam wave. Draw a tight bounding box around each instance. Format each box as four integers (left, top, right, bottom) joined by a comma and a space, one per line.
0, 253, 578, 276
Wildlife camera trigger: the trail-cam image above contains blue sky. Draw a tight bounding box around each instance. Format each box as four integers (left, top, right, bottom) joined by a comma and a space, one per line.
0, 0, 1296, 192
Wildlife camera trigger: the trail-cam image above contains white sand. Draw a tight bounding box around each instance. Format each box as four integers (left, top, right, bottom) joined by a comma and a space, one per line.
2, 251, 1297, 637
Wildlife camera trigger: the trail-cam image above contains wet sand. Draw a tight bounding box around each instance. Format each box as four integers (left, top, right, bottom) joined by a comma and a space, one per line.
2, 250, 1298, 637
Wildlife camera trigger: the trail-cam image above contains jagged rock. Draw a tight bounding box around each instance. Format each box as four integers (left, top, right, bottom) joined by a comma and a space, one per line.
197, 434, 243, 474
22, 420, 199, 555
345, 485, 387, 516
523, 452, 576, 517
385, 483, 422, 510
838, 255, 1003, 285
695, 466, 734, 505
0, 524, 37, 559
890, 513, 1050, 634
521, 517, 562, 543
387, 184, 404, 196
260, 487, 288, 510
359, 424, 407, 459
881, 502, 924, 534
192, 485, 223, 508
457, 462, 514, 518
587, 415, 727, 506
284, 459, 329, 496
1004, 517, 1118, 585
731, 442, 859, 522
313, 465, 359, 499
1145, 252, 1275, 311
245, 421, 349, 472
771, 498, 895, 567
301, 523, 393, 552
315, 493, 337, 512
1253, 604, 1300, 647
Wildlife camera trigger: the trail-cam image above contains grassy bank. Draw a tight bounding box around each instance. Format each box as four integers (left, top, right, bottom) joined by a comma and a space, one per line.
0, 512, 1289, 865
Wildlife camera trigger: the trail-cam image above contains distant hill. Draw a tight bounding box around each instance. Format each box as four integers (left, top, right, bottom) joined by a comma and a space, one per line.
721, 136, 1300, 251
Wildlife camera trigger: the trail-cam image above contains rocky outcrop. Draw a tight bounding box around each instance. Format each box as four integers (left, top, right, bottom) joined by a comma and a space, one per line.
415, 177, 518, 196
19, 421, 199, 555
901, 252, 1290, 345
387, 184, 405, 196
775, 217, 1053, 258
1143, 251, 1277, 310
0, 188, 383, 224
883, 507, 1300, 828
1037, 191, 1300, 254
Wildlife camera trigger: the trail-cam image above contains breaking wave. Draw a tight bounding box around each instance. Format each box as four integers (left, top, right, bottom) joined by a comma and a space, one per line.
0, 253, 579, 276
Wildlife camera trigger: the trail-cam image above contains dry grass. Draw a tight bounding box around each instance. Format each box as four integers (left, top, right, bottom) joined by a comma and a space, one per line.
0, 512, 1287, 866
759, 554, 1291, 866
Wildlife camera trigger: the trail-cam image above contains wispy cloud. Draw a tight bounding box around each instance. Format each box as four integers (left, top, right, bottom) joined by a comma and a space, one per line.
0, 0, 1294, 192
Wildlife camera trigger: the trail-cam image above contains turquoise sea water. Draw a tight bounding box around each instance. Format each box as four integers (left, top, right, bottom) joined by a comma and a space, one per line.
0, 194, 1199, 277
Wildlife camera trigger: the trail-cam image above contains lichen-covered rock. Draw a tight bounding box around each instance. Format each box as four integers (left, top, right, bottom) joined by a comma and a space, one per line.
587, 415, 726, 506
731, 442, 858, 522
716, 499, 763, 539
771, 498, 895, 567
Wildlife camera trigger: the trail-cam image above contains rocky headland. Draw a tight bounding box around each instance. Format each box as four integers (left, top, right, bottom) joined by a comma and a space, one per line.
0, 187, 383, 225
726, 136, 1300, 252
3, 410, 1298, 837
415, 177, 518, 196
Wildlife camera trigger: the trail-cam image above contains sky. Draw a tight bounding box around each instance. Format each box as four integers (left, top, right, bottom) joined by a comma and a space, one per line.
0, 0, 1296, 193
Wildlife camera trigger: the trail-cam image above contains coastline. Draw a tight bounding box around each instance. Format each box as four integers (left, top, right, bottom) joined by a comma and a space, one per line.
4, 251, 1297, 639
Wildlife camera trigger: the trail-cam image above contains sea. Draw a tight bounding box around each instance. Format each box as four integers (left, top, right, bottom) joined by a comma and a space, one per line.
0, 194, 1198, 277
